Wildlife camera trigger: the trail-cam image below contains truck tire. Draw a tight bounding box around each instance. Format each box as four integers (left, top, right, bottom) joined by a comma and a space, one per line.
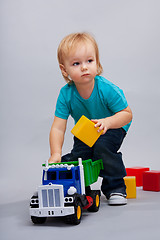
31, 216, 47, 224
65, 200, 82, 225
87, 190, 100, 212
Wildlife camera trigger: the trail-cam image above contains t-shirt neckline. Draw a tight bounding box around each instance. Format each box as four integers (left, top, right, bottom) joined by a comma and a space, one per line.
73, 79, 97, 102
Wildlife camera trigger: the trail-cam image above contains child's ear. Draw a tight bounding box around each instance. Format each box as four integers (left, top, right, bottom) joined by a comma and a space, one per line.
59, 64, 68, 77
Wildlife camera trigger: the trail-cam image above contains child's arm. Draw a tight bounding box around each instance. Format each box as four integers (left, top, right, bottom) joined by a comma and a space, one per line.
92, 106, 132, 134
48, 116, 67, 163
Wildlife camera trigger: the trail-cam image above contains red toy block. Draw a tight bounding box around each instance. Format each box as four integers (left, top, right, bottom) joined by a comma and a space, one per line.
126, 167, 150, 187
143, 171, 160, 191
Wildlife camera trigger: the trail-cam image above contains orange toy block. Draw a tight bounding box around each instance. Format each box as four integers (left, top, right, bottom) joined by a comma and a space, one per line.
124, 176, 136, 198
71, 115, 103, 147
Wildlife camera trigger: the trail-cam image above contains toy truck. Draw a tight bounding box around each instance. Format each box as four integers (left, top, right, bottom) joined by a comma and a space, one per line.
30, 158, 103, 225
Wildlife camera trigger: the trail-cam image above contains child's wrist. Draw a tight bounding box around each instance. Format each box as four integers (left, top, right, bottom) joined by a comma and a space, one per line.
51, 152, 61, 157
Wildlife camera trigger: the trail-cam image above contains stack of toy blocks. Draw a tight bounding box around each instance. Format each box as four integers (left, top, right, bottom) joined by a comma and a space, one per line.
124, 167, 150, 199
125, 167, 160, 193
126, 167, 150, 187
143, 170, 160, 191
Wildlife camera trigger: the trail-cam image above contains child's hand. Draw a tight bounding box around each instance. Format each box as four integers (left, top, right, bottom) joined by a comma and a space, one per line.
48, 153, 61, 164
91, 118, 110, 135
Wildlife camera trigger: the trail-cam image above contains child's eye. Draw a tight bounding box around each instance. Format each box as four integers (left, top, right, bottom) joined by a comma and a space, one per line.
73, 62, 79, 66
88, 59, 93, 63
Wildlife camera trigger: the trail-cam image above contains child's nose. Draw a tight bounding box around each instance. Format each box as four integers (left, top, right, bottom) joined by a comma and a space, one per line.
81, 63, 87, 71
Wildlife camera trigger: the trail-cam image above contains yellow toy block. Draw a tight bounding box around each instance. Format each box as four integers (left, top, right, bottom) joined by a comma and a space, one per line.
71, 115, 103, 147
124, 176, 136, 199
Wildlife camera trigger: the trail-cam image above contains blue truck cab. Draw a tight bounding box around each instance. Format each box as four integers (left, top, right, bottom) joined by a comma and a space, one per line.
42, 164, 82, 196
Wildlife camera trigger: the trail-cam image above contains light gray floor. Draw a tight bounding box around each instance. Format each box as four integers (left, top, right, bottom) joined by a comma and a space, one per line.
0, 188, 160, 240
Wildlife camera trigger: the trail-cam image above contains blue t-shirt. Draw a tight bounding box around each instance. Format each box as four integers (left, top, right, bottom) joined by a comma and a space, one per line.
55, 75, 131, 132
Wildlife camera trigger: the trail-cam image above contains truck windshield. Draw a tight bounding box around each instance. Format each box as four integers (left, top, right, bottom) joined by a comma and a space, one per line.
47, 171, 56, 180
59, 170, 72, 180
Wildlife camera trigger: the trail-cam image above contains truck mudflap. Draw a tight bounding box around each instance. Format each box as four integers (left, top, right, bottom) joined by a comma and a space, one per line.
30, 206, 74, 217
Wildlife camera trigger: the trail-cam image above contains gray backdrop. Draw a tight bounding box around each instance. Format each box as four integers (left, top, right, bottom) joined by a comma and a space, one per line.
1, 0, 160, 204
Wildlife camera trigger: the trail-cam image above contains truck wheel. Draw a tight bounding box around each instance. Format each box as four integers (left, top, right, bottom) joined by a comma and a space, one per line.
87, 190, 100, 212
31, 216, 47, 224
65, 200, 82, 225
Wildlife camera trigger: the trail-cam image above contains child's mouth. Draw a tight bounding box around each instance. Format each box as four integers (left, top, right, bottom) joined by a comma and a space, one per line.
82, 73, 90, 77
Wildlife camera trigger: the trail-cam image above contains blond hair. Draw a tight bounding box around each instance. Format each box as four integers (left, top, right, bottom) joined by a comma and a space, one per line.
57, 32, 103, 83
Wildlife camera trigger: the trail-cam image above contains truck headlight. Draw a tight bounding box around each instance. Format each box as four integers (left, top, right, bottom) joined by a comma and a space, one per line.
64, 197, 74, 203
67, 186, 77, 195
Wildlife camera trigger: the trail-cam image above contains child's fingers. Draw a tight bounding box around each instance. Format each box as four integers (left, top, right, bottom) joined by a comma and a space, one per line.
91, 119, 100, 128
102, 127, 107, 135
97, 123, 104, 132
92, 120, 107, 134
95, 122, 101, 128
92, 119, 108, 135
91, 119, 98, 123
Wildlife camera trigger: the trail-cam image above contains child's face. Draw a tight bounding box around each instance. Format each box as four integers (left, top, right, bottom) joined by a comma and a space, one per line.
61, 42, 98, 85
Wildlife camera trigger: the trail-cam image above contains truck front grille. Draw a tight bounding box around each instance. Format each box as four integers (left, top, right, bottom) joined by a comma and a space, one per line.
42, 188, 61, 207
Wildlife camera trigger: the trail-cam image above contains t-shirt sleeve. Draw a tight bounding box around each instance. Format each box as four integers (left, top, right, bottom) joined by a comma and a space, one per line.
55, 89, 70, 119
105, 84, 128, 113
